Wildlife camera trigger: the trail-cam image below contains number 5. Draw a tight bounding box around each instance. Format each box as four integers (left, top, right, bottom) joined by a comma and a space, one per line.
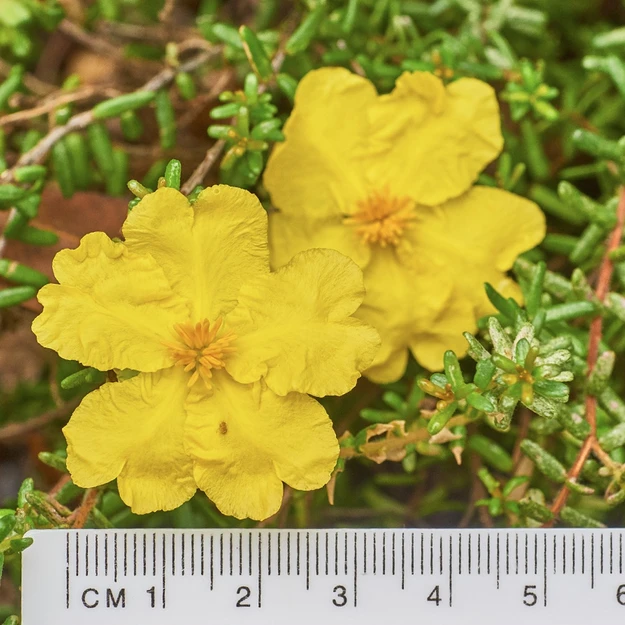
523, 585, 538, 606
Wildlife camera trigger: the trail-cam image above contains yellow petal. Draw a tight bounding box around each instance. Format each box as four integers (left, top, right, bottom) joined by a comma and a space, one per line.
367, 72, 503, 205
123, 186, 269, 320
264, 67, 377, 220
225, 249, 380, 396
269, 211, 371, 270
409, 297, 478, 371
64, 368, 196, 514
417, 186, 545, 318
355, 247, 453, 382
32, 232, 188, 371
185, 372, 338, 521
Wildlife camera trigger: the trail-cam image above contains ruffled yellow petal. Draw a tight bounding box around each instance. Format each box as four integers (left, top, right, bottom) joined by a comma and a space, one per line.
417, 186, 545, 317
355, 246, 453, 382
269, 211, 371, 270
367, 72, 503, 205
225, 249, 380, 396
264, 67, 377, 220
64, 368, 196, 514
185, 372, 338, 520
409, 297, 478, 371
32, 232, 188, 372
123, 186, 269, 320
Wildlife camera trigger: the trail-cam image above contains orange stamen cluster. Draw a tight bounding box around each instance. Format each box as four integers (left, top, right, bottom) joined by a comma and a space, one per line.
344, 189, 416, 246
166, 318, 236, 389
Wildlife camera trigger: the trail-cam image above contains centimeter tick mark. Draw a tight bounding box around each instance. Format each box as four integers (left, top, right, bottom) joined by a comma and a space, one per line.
257, 533, 262, 608
373, 532, 377, 576
401, 533, 405, 590
543, 533, 547, 608
65, 532, 70, 609
353, 533, 358, 608
297, 532, 301, 577
306, 533, 310, 590
210, 535, 214, 590
161, 534, 166, 609
114, 533, 118, 583
268, 533, 272, 576
496, 533, 500, 590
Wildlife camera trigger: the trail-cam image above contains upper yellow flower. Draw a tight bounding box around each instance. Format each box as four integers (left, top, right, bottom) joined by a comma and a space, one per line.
264, 68, 546, 382
32, 185, 379, 520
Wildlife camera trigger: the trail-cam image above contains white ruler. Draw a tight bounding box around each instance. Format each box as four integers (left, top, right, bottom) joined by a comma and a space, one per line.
21, 528, 625, 624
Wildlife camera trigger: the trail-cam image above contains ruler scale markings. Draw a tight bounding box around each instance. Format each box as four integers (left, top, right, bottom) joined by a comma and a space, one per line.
201, 534, 205, 577
552, 534, 556, 575
439, 536, 443, 576
85, 534, 89, 577
496, 533, 500, 589
268, 532, 272, 576
383, 532, 387, 576
65, 532, 70, 609
229, 533, 233, 576
524, 533, 528, 575
610, 532, 614, 575
373, 532, 377, 575
515, 533, 519, 575
306, 532, 310, 589
392, 533, 396, 576
363, 532, 367, 575
459, 533, 462, 575
353, 532, 358, 607
563, 534, 566, 575
600, 533, 604, 576
325, 532, 328, 576
219, 534, 223, 577
95, 534, 99, 577
468, 533, 472, 575
410, 533, 414, 576
582, 534, 585, 575
420, 533, 424, 576
171, 532, 175, 577
288, 532, 292, 576
161, 534, 166, 609
592, 532, 596, 588
152, 533, 156, 577
543, 533, 547, 607
114, 533, 118, 582
487, 534, 491, 576
191, 534, 195, 576
534, 533, 537, 576
248, 533, 251, 577
123, 533, 127, 578
344, 532, 348, 576
257, 533, 262, 608
133, 533, 137, 577
401, 533, 405, 589
430, 533, 433, 575
210, 535, 214, 590
297, 532, 301, 576
315, 533, 319, 577
75, 532, 79, 577
448, 535, 453, 607
572, 534, 576, 575
334, 532, 338, 576
238, 533, 242, 576
620, 534, 623, 575
477, 533, 481, 575
505, 533, 509, 576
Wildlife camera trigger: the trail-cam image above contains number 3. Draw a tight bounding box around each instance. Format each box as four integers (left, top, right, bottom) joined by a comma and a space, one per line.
332, 585, 347, 607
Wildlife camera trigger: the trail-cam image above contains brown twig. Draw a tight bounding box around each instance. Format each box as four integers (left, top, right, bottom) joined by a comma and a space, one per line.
0, 86, 121, 127
547, 186, 625, 524
0, 46, 217, 259
0, 398, 81, 443
70, 489, 99, 528
180, 16, 294, 194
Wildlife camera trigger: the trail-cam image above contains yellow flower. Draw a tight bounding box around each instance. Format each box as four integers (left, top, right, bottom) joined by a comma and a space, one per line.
264, 68, 546, 381
32, 185, 379, 520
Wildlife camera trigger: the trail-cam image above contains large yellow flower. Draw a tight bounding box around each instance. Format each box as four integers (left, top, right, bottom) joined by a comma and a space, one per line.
32, 185, 379, 520
264, 68, 546, 382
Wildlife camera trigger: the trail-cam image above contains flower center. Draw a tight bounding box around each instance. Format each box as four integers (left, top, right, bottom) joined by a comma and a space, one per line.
344, 189, 416, 247
165, 318, 236, 389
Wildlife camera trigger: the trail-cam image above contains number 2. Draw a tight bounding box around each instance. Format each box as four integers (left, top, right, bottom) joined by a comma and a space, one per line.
236, 586, 251, 607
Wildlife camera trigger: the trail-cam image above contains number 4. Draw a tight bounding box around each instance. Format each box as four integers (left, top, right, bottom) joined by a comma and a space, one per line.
427, 586, 442, 606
